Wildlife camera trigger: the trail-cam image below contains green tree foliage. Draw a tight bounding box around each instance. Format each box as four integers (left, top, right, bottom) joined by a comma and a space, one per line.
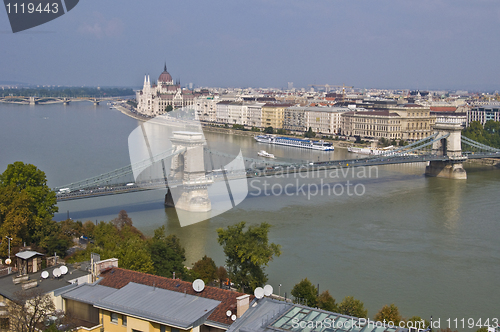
166, 105, 173, 112
118, 237, 155, 274
192, 255, 217, 284
291, 278, 318, 307
276, 128, 288, 135
0, 162, 58, 253
67, 214, 189, 277
305, 127, 316, 138
374, 304, 402, 325
338, 296, 368, 318
399, 139, 408, 146
264, 126, 274, 134
148, 225, 187, 278
317, 290, 338, 312
217, 221, 281, 293
463, 120, 500, 148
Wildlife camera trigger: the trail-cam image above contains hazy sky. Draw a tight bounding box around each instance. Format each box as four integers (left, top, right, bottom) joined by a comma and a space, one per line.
1, 0, 500, 90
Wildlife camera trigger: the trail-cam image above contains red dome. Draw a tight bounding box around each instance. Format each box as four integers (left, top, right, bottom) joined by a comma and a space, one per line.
158, 64, 173, 83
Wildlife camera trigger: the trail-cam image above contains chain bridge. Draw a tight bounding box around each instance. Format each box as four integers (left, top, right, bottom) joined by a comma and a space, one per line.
54, 122, 499, 207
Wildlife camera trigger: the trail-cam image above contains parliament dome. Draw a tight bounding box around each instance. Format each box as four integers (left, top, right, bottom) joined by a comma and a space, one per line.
158, 64, 173, 83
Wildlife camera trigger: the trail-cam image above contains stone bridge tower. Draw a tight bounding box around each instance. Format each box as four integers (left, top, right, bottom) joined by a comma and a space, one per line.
165, 131, 212, 212
425, 121, 467, 179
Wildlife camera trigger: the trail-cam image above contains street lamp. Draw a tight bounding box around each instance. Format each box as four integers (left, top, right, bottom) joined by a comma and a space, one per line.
279, 284, 282, 298
5, 236, 12, 265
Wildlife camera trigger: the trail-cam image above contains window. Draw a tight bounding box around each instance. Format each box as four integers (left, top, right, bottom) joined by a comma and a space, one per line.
111, 313, 118, 323
171, 329, 179, 332
122, 315, 127, 326
160, 326, 166, 332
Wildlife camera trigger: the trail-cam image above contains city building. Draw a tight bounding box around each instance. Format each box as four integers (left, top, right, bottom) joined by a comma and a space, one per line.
136, 64, 195, 117
261, 103, 294, 129
193, 96, 219, 122
467, 102, 500, 126
341, 104, 434, 141
284, 106, 351, 135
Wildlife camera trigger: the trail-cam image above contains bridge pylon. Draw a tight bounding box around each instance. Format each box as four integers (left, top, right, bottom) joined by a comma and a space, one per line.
425, 122, 467, 179
165, 131, 212, 212
29, 96, 38, 105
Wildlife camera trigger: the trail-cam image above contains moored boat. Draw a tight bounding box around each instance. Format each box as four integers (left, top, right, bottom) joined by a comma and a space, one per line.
254, 135, 334, 151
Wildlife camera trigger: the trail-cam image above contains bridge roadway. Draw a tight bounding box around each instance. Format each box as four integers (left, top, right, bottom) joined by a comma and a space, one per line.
55, 151, 500, 201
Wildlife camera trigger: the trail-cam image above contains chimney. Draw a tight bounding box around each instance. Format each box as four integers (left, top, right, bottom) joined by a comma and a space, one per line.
236, 294, 250, 318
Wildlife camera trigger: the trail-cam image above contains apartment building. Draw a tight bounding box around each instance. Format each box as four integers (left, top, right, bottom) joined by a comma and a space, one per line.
261, 103, 294, 129
284, 106, 351, 135
467, 102, 500, 126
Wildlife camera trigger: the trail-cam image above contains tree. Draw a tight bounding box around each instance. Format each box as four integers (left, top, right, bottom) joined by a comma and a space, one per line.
398, 139, 408, 146
0, 162, 58, 248
118, 237, 155, 274
374, 304, 402, 325
166, 105, 173, 112
305, 127, 316, 138
217, 222, 281, 293
317, 290, 338, 312
148, 226, 187, 278
291, 278, 317, 307
264, 126, 274, 134
217, 266, 228, 288
9, 288, 55, 332
338, 296, 368, 318
192, 255, 217, 284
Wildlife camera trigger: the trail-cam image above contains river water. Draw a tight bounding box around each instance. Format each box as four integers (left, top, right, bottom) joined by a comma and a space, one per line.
1, 102, 499, 329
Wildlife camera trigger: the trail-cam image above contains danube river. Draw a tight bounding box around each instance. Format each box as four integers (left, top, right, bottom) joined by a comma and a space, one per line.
1, 102, 499, 329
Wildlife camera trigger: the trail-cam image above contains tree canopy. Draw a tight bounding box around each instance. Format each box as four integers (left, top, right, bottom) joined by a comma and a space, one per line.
217, 221, 281, 293
462, 120, 500, 148
374, 304, 402, 325
338, 296, 368, 318
0, 162, 58, 254
317, 290, 338, 312
148, 225, 187, 278
192, 255, 217, 285
291, 278, 318, 307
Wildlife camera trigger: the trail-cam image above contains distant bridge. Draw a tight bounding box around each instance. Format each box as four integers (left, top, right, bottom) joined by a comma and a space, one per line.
54, 122, 500, 202
0, 96, 122, 105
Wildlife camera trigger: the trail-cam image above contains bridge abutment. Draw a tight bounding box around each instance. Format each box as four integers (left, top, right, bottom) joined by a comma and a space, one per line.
425, 160, 467, 179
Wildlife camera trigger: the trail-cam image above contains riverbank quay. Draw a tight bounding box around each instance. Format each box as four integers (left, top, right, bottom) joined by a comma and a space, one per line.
115, 104, 356, 149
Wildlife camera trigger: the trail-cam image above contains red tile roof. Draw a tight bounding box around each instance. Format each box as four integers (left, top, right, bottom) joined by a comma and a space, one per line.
98, 268, 250, 327
430, 106, 457, 112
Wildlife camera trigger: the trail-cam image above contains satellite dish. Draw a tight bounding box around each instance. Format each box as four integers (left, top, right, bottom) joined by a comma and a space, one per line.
231, 315, 237, 321
226, 310, 232, 317
52, 268, 61, 278
254, 287, 264, 299
60, 266, 68, 275
41, 271, 49, 279
192, 279, 205, 292
264, 285, 273, 296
